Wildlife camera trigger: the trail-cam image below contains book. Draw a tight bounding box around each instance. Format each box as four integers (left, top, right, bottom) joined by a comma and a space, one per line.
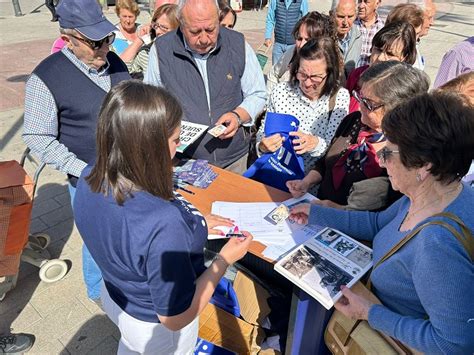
177, 121, 209, 153
274, 227, 373, 309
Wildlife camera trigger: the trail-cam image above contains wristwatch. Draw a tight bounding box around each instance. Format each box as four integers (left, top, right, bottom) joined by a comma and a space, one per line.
231, 110, 243, 127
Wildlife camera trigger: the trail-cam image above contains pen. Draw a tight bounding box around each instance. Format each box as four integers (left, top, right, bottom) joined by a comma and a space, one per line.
226, 233, 245, 238
179, 186, 195, 195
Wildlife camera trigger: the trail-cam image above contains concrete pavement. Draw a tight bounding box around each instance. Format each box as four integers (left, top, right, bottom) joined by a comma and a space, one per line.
0, 1, 473, 353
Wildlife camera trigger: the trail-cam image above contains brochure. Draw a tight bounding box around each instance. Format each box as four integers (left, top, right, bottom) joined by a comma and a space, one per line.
177, 121, 209, 153
274, 227, 373, 309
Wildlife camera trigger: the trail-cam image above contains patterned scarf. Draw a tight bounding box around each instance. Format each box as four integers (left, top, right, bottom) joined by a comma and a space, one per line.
332, 128, 385, 191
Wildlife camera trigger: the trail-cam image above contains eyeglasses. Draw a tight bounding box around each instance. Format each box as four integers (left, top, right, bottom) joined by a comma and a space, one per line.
352, 90, 384, 112
296, 71, 327, 83
221, 23, 235, 29
152, 22, 170, 33
376, 147, 399, 164
69, 33, 115, 50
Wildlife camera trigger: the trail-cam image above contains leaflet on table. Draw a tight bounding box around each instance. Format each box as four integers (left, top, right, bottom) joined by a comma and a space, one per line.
210, 201, 293, 238
274, 227, 373, 310
262, 224, 325, 260
208, 193, 317, 246
174, 159, 217, 188
261, 193, 320, 260
177, 121, 209, 153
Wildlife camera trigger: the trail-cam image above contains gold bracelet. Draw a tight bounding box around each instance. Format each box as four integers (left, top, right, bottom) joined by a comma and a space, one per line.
213, 254, 229, 268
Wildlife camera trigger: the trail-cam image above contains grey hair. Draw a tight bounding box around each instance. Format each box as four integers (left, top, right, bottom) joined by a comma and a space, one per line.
177, 0, 219, 23
331, 0, 357, 12
359, 61, 430, 111
59, 27, 76, 35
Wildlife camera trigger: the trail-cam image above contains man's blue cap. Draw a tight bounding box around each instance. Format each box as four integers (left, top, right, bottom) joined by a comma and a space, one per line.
56, 0, 116, 41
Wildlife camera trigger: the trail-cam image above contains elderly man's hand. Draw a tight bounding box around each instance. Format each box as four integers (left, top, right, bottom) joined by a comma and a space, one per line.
215, 112, 240, 139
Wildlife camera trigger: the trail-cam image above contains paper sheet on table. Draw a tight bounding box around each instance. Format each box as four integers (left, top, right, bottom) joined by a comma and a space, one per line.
211, 201, 292, 240
211, 193, 324, 260
262, 193, 325, 261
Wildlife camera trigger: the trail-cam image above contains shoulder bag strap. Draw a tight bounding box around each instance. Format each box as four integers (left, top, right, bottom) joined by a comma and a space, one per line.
367, 212, 473, 290
424, 212, 474, 261
327, 92, 337, 121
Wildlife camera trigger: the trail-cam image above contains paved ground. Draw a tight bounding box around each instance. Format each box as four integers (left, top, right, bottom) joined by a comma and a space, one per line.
0, 1, 473, 354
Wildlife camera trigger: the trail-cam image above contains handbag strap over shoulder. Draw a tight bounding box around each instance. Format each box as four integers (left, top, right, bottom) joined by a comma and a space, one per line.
367, 212, 473, 290
327, 92, 337, 121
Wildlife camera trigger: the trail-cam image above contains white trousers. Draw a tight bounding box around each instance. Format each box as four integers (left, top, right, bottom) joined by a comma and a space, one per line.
101, 285, 199, 354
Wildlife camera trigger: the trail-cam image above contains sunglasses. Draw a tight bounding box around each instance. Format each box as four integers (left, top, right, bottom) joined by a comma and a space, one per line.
376, 147, 399, 164
69, 33, 116, 50
352, 90, 384, 112
297, 71, 327, 83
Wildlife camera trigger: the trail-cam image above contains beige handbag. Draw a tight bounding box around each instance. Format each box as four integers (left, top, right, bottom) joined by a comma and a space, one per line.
324, 212, 474, 355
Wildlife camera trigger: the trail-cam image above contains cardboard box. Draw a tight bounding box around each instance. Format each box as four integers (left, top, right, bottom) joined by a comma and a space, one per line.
199, 303, 264, 354
0, 161, 34, 276
199, 271, 273, 354
233, 271, 271, 326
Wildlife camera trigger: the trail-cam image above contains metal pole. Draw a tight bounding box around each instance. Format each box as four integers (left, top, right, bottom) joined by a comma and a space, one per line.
12, 0, 23, 16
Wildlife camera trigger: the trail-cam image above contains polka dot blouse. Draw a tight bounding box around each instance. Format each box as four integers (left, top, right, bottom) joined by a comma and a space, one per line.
257, 81, 350, 173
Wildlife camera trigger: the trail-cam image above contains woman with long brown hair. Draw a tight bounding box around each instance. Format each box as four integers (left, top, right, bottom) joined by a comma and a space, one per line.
74, 81, 252, 354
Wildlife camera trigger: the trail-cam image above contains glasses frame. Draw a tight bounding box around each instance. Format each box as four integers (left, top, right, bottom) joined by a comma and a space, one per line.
352, 90, 385, 112
69, 33, 116, 50
376, 147, 400, 164
296, 71, 327, 83
151, 22, 170, 33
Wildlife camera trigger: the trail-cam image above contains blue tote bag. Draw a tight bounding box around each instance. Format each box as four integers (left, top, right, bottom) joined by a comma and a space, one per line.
244, 112, 305, 192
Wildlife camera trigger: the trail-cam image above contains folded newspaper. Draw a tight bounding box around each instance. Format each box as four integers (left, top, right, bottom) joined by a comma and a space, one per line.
274, 227, 373, 309
177, 121, 208, 153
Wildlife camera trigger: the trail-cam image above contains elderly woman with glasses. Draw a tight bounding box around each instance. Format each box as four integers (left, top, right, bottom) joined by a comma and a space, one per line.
256, 37, 349, 174
346, 21, 417, 113
289, 91, 474, 354
287, 61, 429, 211
267, 11, 337, 94
128, 4, 179, 78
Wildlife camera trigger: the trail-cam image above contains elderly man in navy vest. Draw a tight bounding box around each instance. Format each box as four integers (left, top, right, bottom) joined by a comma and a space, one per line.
264, 0, 309, 65
145, 0, 266, 174
23, 0, 130, 304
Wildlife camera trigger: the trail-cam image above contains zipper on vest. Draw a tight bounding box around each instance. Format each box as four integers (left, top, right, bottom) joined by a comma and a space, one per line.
209, 108, 217, 164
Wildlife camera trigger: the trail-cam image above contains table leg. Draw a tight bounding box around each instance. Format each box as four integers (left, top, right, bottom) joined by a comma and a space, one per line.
285, 287, 333, 354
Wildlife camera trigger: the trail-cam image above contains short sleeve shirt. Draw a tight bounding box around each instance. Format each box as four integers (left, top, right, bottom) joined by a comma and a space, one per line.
74, 166, 208, 323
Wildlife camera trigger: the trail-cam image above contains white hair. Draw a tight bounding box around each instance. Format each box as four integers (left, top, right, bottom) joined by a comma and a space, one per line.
331, 0, 357, 12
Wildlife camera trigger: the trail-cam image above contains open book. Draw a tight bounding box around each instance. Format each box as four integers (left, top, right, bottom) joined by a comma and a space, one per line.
274, 227, 373, 309
177, 121, 209, 153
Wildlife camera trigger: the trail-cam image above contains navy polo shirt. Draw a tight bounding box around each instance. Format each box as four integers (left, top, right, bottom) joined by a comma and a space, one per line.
74, 166, 208, 322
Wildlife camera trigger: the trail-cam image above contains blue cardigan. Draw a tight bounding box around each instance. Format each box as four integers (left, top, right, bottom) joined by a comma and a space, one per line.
309, 183, 474, 354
